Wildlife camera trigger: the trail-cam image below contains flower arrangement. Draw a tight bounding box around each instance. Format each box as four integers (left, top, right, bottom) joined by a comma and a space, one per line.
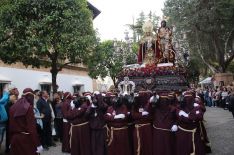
118, 65, 187, 78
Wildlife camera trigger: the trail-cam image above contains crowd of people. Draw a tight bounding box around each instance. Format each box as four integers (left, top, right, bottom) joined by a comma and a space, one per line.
196, 86, 234, 117
0, 84, 234, 155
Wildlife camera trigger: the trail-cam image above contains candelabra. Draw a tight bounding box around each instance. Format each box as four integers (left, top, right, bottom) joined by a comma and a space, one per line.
113, 31, 133, 66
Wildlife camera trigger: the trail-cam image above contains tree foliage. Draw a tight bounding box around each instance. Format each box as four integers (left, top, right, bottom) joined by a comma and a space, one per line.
87, 39, 138, 86
127, 11, 160, 42
87, 40, 123, 86
163, 0, 234, 73
186, 58, 202, 83
0, 0, 96, 93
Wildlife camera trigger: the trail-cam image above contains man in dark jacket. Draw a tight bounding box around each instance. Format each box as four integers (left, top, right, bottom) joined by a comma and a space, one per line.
37, 91, 53, 149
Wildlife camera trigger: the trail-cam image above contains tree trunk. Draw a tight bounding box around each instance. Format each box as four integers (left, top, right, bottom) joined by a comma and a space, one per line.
51, 69, 58, 94
212, 33, 226, 73
195, 30, 217, 73
111, 76, 116, 87
50, 58, 59, 94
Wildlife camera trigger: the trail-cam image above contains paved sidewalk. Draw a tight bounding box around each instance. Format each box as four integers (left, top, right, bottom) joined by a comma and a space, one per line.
205, 107, 234, 155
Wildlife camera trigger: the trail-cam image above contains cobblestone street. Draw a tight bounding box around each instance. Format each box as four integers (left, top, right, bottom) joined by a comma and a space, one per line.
1, 107, 233, 155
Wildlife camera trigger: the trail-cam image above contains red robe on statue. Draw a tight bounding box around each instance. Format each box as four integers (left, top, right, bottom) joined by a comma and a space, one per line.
137, 41, 161, 64
9, 98, 40, 155
104, 104, 131, 155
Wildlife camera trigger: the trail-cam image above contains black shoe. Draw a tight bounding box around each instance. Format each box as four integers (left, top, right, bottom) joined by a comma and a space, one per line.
5, 148, 10, 153
51, 142, 57, 147
53, 137, 59, 142
43, 145, 49, 150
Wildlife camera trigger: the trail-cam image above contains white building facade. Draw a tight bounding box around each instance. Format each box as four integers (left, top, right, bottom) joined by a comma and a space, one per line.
0, 63, 95, 96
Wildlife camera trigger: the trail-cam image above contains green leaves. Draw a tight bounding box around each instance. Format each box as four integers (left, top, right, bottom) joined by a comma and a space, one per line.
86, 40, 124, 85
0, 0, 96, 66
0, 0, 96, 92
163, 0, 234, 73
127, 11, 160, 42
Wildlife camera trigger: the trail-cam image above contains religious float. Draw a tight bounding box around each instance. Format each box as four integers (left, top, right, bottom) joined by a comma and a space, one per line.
117, 20, 189, 94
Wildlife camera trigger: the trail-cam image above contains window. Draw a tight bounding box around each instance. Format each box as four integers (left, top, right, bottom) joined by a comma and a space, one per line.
0, 83, 6, 98
40, 84, 51, 94
73, 85, 84, 94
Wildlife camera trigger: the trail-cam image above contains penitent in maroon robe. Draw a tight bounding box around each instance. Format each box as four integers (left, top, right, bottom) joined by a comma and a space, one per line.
104, 104, 131, 155
66, 102, 91, 155
132, 96, 153, 155
9, 98, 40, 155
61, 98, 72, 153
152, 97, 177, 155
195, 96, 211, 153
176, 96, 205, 155
89, 94, 108, 155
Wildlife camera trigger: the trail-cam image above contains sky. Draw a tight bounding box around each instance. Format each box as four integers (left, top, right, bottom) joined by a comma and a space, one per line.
89, 0, 166, 41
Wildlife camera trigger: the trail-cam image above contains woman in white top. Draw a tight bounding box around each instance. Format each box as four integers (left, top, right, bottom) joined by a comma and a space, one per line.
221, 88, 228, 109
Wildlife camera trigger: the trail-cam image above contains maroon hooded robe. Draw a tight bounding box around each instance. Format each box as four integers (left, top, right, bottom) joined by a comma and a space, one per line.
9, 96, 40, 155
104, 104, 131, 155
88, 94, 108, 155
67, 102, 91, 155
195, 96, 211, 153
132, 95, 153, 155
152, 96, 177, 155
175, 94, 205, 155
61, 96, 72, 153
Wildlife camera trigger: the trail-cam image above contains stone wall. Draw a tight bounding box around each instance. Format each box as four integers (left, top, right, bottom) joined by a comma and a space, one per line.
214, 73, 234, 87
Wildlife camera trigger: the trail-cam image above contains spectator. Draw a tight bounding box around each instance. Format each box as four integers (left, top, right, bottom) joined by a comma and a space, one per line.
204, 88, 209, 106
207, 88, 213, 107
52, 93, 63, 142
221, 87, 228, 109
216, 87, 222, 107
212, 90, 219, 107
0, 85, 9, 151
228, 91, 234, 118
5, 85, 19, 153
37, 91, 55, 150
34, 89, 40, 104
33, 90, 44, 147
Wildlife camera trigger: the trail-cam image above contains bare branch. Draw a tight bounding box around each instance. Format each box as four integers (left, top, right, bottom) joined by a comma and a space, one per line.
194, 24, 212, 34
58, 62, 72, 71
195, 30, 217, 73
224, 27, 234, 54
224, 52, 234, 69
